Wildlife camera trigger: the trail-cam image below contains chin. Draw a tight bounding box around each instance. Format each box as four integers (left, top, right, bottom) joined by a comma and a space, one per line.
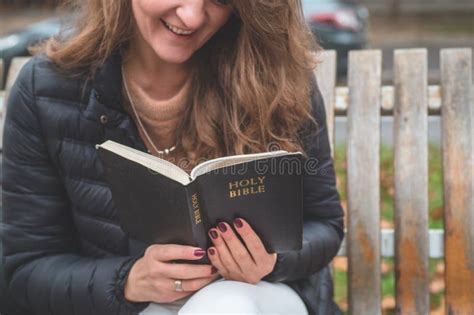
152, 48, 194, 65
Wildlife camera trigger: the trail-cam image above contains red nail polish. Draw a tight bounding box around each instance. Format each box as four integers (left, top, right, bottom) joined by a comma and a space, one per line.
194, 249, 205, 257
209, 230, 218, 239
211, 266, 218, 274
208, 248, 216, 255
234, 218, 243, 228
218, 222, 227, 232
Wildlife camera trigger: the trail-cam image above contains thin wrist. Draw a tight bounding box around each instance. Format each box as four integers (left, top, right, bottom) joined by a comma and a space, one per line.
124, 258, 143, 302
115, 256, 150, 311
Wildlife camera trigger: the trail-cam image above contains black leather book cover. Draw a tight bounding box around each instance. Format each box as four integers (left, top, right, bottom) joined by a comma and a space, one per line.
196, 154, 303, 253
98, 145, 303, 255
99, 148, 198, 247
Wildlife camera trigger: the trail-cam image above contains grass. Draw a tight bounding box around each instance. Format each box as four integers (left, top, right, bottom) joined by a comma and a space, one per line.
332, 144, 444, 314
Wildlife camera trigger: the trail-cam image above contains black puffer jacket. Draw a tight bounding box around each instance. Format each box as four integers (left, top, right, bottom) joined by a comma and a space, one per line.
2, 53, 344, 315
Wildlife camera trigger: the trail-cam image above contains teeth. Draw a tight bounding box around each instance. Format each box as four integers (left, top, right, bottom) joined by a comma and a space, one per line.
163, 20, 194, 35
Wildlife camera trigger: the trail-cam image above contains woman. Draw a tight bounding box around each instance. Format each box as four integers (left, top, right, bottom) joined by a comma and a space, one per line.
1, 0, 344, 314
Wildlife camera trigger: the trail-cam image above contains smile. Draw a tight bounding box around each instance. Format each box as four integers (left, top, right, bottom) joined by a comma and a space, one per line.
161, 20, 195, 36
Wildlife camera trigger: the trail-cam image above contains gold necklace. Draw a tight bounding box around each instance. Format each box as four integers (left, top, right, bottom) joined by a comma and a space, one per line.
121, 65, 177, 156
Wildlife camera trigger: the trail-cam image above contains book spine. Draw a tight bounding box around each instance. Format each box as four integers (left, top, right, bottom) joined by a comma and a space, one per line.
185, 181, 209, 252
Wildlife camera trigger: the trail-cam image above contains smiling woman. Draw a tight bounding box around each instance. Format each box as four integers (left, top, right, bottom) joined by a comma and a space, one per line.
130, 0, 233, 64
1, 0, 344, 314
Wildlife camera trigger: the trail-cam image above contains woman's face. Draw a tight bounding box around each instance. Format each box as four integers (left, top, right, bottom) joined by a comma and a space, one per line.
131, 0, 233, 65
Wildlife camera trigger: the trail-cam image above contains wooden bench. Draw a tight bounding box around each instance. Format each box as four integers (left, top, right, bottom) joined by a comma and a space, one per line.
1, 48, 473, 314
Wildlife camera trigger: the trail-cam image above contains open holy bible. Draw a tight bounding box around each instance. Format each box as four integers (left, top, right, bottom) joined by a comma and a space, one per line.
97, 140, 304, 256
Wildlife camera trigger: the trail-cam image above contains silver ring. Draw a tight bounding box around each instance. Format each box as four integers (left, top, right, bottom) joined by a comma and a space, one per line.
174, 279, 183, 292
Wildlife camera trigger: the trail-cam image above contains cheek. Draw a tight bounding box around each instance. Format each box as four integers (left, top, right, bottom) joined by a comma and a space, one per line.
131, 1, 148, 36
202, 10, 233, 40
214, 9, 233, 30
132, 0, 165, 16
131, 0, 164, 37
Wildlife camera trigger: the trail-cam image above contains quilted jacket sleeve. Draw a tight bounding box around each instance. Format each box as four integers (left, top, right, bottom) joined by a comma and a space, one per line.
1, 59, 148, 314
264, 75, 345, 282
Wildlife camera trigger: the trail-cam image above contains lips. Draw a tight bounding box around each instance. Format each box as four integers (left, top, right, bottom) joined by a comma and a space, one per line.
160, 19, 195, 36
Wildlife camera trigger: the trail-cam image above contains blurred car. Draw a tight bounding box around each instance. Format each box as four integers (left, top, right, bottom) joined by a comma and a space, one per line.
302, 0, 369, 76
0, 17, 62, 87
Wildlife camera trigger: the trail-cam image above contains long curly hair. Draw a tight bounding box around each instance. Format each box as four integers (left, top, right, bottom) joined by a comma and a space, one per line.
39, 0, 321, 167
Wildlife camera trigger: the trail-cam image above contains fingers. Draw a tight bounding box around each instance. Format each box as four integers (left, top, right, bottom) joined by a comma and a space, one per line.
167, 274, 220, 292
207, 246, 227, 276
214, 222, 256, 270
132, 244, 220, 304
147, 244, 206, 262
232, 218, 269, 263
208, 224, 242, 274
160, 262, 218, 280
168, 290, 194, 302
208, 219, 277, 284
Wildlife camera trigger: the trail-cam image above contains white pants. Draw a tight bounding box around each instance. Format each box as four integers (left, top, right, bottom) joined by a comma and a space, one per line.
140, 279, 308, 315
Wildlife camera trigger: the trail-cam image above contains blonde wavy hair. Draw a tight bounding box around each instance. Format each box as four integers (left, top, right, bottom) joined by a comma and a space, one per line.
40, 0, 321, 167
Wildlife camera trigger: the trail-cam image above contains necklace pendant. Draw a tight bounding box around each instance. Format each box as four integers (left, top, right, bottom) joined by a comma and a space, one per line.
122, 66, 177, 158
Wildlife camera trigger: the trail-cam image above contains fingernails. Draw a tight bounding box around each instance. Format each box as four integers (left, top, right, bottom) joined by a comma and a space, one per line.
234, 218, 243, 228
194, 249, 206, 257
218, 222, 227, 232
211, 266, 218, 274
209, 229, 218, 239
208, 248, 216, 255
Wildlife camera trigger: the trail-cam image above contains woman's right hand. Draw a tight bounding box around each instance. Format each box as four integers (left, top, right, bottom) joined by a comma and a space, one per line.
124, 244, 219, 303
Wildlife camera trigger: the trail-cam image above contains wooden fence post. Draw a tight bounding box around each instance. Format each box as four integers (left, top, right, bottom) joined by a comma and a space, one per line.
347, 49, 382, 315
393, 48, 430, 314
0, 57, 30, 149
0, 58, 4, 90
441, 48, 474, 315
4, 57, 30, 100
314, 50, 337, 158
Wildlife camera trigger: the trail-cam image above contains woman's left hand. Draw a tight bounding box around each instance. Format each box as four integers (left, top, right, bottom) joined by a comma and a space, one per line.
207, 218, 277, 284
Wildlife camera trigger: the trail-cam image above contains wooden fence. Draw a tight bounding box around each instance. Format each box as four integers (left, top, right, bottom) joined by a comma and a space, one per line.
315, 48, 473, 315
0, 48, 473, 314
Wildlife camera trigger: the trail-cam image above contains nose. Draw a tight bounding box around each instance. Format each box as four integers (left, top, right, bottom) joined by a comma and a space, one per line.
177, 0, 207, 30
